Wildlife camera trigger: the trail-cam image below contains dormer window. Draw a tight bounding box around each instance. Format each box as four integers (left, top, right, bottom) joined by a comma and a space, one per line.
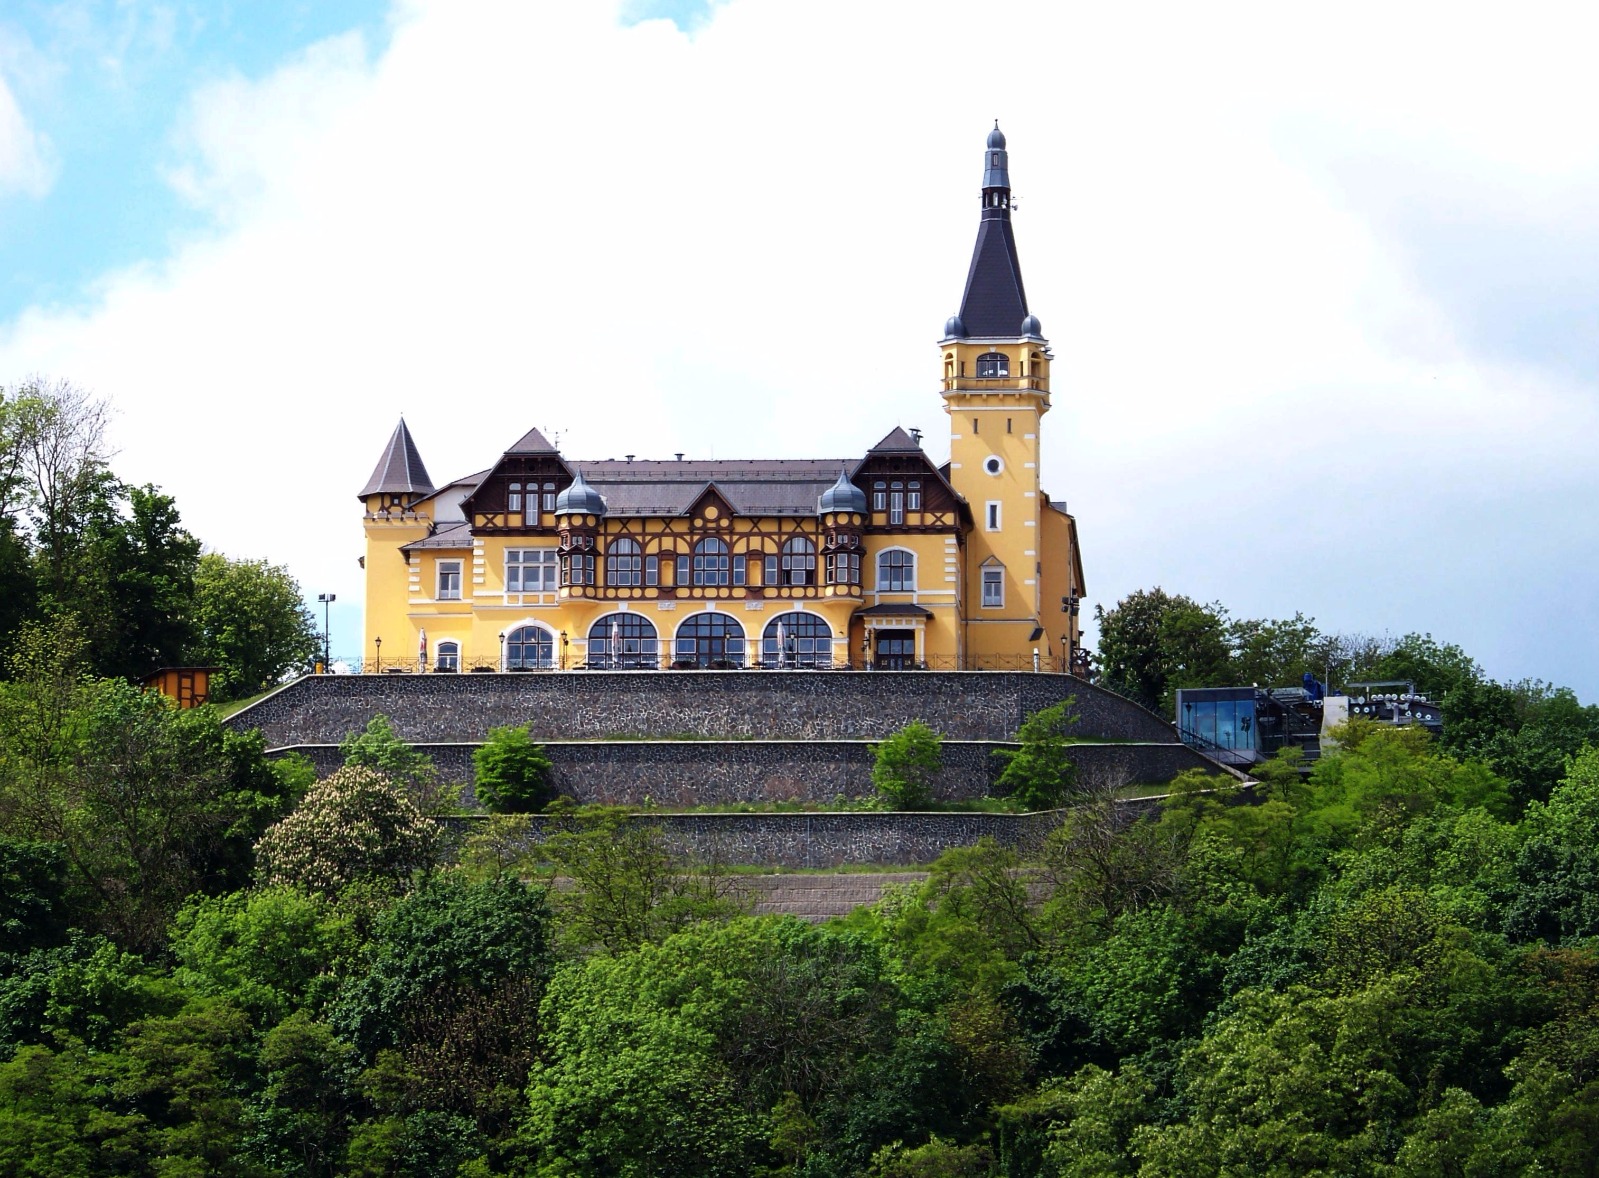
976, 352, 1010, 378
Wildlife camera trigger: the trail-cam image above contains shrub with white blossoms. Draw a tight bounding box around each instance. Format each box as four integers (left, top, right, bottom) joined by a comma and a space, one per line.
253, 765, 439, 897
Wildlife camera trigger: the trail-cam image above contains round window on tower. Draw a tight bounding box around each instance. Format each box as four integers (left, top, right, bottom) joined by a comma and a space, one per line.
983, 456, 1004, 476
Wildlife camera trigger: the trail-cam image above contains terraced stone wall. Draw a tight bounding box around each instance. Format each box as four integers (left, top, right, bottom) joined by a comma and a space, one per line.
279, 738, 1224, 805
230, 670, 1178, 747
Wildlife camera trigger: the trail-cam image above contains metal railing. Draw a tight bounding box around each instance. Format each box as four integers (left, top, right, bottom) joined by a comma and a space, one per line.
318, 653, 1085, 675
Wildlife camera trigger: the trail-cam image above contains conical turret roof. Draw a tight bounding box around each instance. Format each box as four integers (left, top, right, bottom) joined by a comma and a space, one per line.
359, 418, 434, 499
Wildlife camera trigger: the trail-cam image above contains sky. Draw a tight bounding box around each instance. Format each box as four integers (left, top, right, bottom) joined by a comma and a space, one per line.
0, 0, 1595, 701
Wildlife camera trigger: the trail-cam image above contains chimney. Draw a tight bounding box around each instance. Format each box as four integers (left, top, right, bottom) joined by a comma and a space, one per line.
908, 427, 923, 446
675, 452, 684, 462
625, 455, 635, 463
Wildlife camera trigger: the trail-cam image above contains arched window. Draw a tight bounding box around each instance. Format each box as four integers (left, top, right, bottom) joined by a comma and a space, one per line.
507, 483, 521, 512
781, 536, 815, 586
435, 641, 459, 672
541, 482, 557, 512
762, 612, 834, 668
976, 351, 1010, 378
588, 613, 659, 669
877, 550, 915, 592
674, 613, 746, 668
505, 625, 555, 670
690, 536, 731, 586
607, 537, 642, 587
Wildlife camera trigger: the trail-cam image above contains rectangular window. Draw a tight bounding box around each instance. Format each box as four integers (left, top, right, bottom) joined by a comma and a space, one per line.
907, 481, 921, 511
677, 554, 691, 586
733, 557, 747, 587
506, 549, 558, 593
507, 483, 522, 512
645, 555, 659, 587
542, 482, 556, 512
986, 501, 1002, 531
982, 566, 1004, 608
889, 482, 904, 526
872, 482, 886, 512
437, 561, 462, 600
764, 554, 778, 587
563, 552, 595, 586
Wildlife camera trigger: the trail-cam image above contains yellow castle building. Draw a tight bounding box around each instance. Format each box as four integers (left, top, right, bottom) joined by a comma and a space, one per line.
359, 125, 1086, 673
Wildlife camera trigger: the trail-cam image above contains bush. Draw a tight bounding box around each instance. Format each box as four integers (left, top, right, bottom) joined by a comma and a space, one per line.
471, 726, 555, 813
873, 722, 943, 810
253, 766, 439, 898
993, 700, 1080, 810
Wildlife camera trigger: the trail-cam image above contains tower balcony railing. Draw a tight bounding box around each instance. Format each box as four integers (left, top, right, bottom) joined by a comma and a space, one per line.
942, 375, 1050, 393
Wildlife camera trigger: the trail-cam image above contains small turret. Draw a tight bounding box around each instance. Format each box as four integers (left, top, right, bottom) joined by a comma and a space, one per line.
359, 418, 434, 502
817, 470, 867, 515
553, 470, 606, 516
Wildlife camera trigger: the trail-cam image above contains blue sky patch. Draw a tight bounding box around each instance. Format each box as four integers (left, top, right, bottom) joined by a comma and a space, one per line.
0, 2, 391, 319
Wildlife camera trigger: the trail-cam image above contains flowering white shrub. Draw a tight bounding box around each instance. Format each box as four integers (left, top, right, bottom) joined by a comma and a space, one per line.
253, 765, 439, 896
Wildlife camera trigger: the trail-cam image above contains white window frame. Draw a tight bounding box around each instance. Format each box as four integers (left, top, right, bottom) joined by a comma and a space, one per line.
437, 560, 462, 600
981, 565, 1004, 608
986, 501, 1002, 531
506, 548, 559, 593
876, 548, 916, 593
435, 641, 460, 671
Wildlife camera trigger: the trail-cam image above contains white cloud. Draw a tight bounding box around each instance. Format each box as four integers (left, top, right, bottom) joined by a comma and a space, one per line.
0, 71, 53, 197
1, 0, 1597, 695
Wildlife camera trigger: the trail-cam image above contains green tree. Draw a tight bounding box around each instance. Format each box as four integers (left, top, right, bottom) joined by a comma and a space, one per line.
253, 765, 440, 899
471, 724, 555, 813
331, 876, 553, 1153
872, 721, 943, 809
526, 917, 901, 1177
171, 886, 357, 1024
994, 700, 1081, 810
1094, 588, 1230, 714
1506, 746, 1599, 945
190, 552, 319, 700
338, 714, 456, 814
1229, 612, 1321, 688
538, 806, 746, 955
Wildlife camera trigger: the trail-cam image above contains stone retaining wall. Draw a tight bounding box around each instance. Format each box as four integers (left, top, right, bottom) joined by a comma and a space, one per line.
280, 739, 1226, 804
453, 809, 1073, 869
229, 670, 1178, 747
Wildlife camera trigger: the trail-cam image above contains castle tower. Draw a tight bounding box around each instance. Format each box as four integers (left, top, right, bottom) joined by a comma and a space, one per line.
941, 124, 1058, 664
359, 418, 436, 664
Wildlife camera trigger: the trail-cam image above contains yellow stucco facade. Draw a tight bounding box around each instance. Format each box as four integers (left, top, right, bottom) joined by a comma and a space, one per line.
358, 126, 1085, 674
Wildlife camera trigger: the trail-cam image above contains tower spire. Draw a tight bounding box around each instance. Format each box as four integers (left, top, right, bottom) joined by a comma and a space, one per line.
944, 122, 1035, 340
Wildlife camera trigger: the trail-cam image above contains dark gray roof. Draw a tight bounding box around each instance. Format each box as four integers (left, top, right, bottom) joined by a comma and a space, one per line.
554, 470, 607, 516
818, 470, 868, 514
573, 459, 856, 517
867, 426, 924, 455
957, 127, 1030, 338
507, 426, 559, 454
401, 521, 474, 552
856, 603, 934, 619
360, 419, 435, 498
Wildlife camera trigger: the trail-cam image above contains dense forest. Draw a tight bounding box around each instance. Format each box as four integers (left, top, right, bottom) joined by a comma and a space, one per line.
0, 378, 319, 699
4, 377, 1599, 1175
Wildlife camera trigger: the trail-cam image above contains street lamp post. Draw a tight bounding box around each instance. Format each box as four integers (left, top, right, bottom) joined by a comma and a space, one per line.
498, 631, 506, 673
317, 593, 336, 672
374, 636, 382, 674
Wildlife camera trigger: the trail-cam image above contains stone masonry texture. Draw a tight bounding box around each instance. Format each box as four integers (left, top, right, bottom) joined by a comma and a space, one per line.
228, 670, 1180, 748
281, 739, 1222, 804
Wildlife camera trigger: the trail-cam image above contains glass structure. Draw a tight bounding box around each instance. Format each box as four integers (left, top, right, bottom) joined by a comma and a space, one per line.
1177, 687, 1258, 752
